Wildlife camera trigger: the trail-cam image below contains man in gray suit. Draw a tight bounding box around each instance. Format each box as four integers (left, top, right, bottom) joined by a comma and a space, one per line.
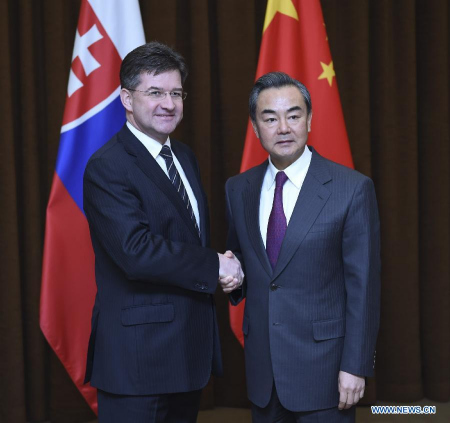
221, 72, 380, 422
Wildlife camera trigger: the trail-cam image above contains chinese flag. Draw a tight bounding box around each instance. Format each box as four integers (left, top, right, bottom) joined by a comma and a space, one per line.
230, 0, 353, 347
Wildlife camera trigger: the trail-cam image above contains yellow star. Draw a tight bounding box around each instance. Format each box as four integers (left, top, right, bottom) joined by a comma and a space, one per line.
318, 61, 335, 86
263, 0, 299, 33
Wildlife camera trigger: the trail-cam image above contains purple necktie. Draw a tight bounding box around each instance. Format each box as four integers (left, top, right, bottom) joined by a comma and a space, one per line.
266, 171, 289, 269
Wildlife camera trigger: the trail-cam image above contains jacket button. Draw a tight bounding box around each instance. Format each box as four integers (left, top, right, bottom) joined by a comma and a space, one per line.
270, 283, 279, 291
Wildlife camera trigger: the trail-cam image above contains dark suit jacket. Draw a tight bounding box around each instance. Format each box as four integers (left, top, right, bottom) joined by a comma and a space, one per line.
83, 124, 222, 395
226, 147, 380, 412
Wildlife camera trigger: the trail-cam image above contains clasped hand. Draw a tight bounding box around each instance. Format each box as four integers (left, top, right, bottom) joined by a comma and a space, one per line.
218, 251, 244, 293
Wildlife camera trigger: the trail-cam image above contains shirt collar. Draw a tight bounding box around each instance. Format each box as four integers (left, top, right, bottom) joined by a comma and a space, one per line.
126, 121, 170, 159
265, 146, 312, 190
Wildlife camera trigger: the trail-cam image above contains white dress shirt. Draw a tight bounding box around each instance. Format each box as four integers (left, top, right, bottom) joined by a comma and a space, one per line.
259, 147, 312, 247
126, 121, 200, 228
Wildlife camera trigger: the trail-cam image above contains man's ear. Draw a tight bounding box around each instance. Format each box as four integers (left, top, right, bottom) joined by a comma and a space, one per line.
307, 110, 313, 132
120, 88, 133, 113
251, 121, 260, 139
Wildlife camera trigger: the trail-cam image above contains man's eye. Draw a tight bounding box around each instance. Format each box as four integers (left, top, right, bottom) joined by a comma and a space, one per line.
149, 91, 163, 97
170, 91, 183, 98
289, 115, 300, 120
265, 118, 276, 123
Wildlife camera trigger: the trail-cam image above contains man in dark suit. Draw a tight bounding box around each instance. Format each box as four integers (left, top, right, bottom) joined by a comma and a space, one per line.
83, 42, 243, 423
221, 72, 380, 422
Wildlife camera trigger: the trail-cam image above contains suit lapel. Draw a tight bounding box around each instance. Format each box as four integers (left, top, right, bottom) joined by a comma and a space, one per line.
243, 161, 273, 277
272, 149, 332, 280
119, 126, 200, 241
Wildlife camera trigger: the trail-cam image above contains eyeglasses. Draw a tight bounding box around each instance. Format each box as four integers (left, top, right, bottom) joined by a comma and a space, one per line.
127, 89, 187, 101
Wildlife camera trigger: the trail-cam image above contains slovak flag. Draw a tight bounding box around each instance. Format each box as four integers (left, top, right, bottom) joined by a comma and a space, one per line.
40, 0, 145, 413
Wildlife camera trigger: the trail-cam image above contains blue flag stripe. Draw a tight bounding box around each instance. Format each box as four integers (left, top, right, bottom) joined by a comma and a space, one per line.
55, 96, 125, 213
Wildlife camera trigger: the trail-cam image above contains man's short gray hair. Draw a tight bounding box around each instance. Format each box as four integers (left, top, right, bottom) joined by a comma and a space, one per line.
249, 71, 312, 122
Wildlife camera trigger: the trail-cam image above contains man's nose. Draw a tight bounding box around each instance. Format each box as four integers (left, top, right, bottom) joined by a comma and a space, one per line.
160, 93, 176, 109
277, 118, 291, 134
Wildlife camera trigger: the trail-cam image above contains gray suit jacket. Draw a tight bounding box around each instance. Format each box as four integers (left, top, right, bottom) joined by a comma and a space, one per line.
226, 147, 380, 412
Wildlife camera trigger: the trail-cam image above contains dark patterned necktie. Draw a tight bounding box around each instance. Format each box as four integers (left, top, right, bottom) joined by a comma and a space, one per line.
160, 145, 200, 237
266, 171, 289, 269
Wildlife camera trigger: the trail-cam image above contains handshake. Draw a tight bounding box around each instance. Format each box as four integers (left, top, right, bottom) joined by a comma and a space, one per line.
217, 251, 244, 294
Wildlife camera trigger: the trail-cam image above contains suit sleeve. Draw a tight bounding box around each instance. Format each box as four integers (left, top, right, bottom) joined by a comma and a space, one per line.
340, 177, 381, 377
83, 156, 219, 294
224, 178, 246, 305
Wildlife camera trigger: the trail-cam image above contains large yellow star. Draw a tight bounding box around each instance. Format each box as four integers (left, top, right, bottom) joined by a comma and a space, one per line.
263, 0, 299, 33
318, 61, 335, 86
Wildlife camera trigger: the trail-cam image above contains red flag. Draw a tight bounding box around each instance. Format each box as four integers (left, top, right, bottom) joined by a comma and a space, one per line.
230, 0, 353, 347
40, 0, 144, 413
